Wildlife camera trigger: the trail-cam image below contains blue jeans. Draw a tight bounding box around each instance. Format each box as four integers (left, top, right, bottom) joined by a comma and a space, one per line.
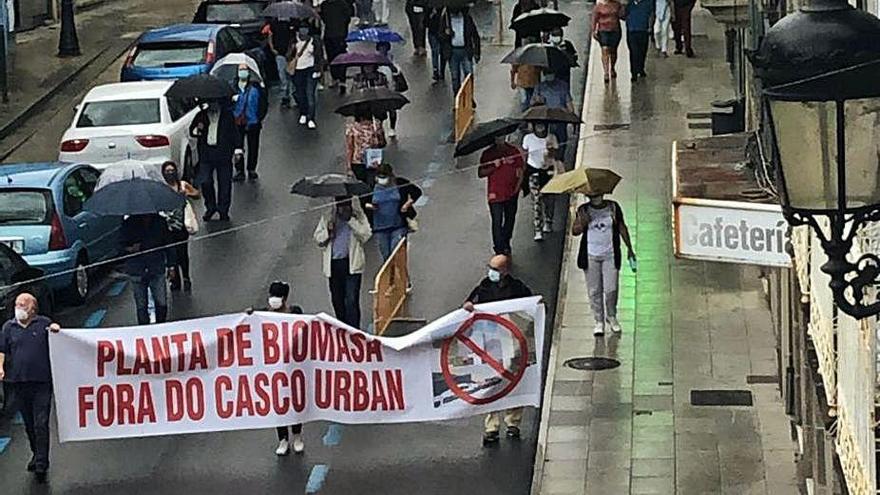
375, 226, 407, 261
132, 270, 167, 325
275, 55, 292, 101
428, 34, 445, 75
520, 87, 535, 112
292, 68, 317, 120
449, 47, 473, 96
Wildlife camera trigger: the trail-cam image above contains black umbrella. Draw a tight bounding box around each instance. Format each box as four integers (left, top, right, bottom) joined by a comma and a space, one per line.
510, 8, 570, 33
501, 43, 577, 69
454, 118, 520, 157
425, 0, 473, 7
166, 74, 235, 100
520, 105, 581, 123
290, 174, 372, 198
335, 88, 410, 117
84, 178, 186, 216
262, 1, 317, 20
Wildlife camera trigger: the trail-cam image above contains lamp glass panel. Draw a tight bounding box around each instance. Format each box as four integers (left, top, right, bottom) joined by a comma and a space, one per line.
770, 100, 838, 210
843, 98, 880, 208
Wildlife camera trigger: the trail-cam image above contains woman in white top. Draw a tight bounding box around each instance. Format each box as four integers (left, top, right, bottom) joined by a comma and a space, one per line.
521, 122, 560, 241
654, 0, 672, 57
288, 26, 323, 129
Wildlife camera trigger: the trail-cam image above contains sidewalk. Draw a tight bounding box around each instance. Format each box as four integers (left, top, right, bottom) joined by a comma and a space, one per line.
531, 10, 800, 495
0, 0, 199, 157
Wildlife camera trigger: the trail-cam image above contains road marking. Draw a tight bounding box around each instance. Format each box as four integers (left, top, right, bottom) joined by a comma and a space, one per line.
322, 424, 343, 446
107, 280, 127, 297
420, 178, 435, 189
305, 464, 330, 493
83, 309, 107, 328
0, 437, 9, 454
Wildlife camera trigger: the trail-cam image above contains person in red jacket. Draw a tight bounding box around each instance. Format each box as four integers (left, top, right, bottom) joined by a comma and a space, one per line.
478, 136, 525, 256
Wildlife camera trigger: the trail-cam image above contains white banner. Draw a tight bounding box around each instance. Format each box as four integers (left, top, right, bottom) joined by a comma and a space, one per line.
674, 202, 791, 267
50, 297, 545, 442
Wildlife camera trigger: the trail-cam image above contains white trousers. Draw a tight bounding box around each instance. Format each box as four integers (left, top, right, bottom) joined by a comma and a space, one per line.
584, 254, 619, 324
654, 4, 672, 53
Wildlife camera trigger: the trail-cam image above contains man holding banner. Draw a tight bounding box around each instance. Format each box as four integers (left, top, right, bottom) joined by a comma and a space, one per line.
0, 293, 61, 483
463, 254, 533, 445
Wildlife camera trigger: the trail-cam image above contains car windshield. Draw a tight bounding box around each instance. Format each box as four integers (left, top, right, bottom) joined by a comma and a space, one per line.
0, 190, 50, 225
206, 3, 263, 22
133, 42, 208, 68
76, 99, 161, 127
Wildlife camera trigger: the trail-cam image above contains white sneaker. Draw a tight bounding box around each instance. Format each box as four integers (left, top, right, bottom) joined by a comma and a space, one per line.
308, 120, 317, 129
299, 115, 307, 125
533, 231, 544, 241
275, 439, 290, 456
542, 222, 552, 233
292, 433, 305, 453
607, 317, 622, 333
593, 322, 605, 336
387, 128, 397, 138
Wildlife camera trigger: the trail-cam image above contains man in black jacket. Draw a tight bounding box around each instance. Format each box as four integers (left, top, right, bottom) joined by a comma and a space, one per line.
462, 254, 533, 445
320, 0, 354, 91
190, 99, 238, 221
438, 6, 480, 96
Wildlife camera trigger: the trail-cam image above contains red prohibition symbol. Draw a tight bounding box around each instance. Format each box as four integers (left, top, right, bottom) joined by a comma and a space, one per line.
439, 313, 529, 405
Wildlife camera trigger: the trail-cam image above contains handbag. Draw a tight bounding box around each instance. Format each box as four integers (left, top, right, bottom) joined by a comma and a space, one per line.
184, 201, 199, 235
392, 71, 409, 92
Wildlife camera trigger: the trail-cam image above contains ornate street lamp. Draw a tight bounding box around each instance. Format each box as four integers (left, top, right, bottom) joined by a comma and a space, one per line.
750, 0, 880, 318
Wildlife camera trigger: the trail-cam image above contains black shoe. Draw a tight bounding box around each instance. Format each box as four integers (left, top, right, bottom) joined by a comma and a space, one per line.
183, 279, 192, 292
506, 426, 521, 439
34, 470, 47, 483
639, 71, 648, 78
686, 50, 695, 58
218, 213, 230, 222
202, 210, 217, 222
674, 48, 683, 55
248, 171, 259, 181
170, 281, 181, 292
281, 97, 291, 108
631, 75, 638, 82
482, 431, 499, 446
339, 85, 346, 96
26, 456, 36, 472
432, 69, 440, 81
232, 171, 246, 182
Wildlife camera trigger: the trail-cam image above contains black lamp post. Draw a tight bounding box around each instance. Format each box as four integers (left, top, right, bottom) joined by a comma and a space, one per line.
751, 0, 880, 319
58, 0, 81, 57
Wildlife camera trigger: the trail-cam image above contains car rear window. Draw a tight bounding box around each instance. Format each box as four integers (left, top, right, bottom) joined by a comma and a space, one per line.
133, 42, 208, 68
76, 99, 161, 127
0, 190, 51, 225
206, 3, 264, 22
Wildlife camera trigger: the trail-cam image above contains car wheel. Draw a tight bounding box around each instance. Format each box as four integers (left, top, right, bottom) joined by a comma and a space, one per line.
66, 253, 89, 305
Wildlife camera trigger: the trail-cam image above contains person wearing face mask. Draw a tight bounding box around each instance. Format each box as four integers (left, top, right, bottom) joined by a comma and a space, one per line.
190, 98, 238, 221
162, 161, 200, 292
462, 255, 532, 445
364, 163, 422, 261
479, 135, 525, 256
288, 26, 323, 129
232, 64, 264, 182
0, 293, 61, 483
521, 121, 560, 241
245, 282, 306, 454
531, 68, 574, 162
314, 197, 372, 329
544, 27, 577, 88
571, 193, 635, 336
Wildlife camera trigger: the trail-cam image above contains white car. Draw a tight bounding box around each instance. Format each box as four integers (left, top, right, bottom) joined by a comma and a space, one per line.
59, 81, 200, 178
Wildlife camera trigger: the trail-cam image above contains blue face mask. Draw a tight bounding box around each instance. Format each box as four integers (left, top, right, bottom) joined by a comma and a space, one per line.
487, 269, 502, 283
238, 69, 249, 80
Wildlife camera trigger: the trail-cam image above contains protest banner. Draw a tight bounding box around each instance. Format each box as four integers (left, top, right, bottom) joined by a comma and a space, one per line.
50, 297, 544, 442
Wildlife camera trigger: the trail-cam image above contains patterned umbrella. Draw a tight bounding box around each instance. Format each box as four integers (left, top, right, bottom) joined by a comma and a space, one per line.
346, 27, 406, 44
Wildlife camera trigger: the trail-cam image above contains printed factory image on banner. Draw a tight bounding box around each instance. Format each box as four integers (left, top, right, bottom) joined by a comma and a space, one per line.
49, 297, 545, 442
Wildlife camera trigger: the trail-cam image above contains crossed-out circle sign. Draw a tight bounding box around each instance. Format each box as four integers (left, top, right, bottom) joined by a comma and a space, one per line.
439, 313, 529, 405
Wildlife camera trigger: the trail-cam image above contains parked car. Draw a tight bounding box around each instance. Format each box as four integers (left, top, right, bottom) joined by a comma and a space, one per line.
0, 163, 121, 304
192, 0, 273, 80
121, 23, 250, 82
59, 81, 201, 179
0, 242, 54, 323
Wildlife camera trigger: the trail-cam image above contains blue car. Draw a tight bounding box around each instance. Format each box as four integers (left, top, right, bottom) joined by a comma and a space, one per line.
0, 163, 121, 304
121, 23, 250, 82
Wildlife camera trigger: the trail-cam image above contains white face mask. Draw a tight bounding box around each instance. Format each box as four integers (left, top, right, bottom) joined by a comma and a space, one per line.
550, 35, 562, 44
376, 177, 390, 186
268, 297, 284, 310
487, 269, 502, 283
14, 308, 29, 323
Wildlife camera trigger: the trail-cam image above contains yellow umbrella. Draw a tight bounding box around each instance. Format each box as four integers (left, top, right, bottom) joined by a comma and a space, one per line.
541, 167, 622, 195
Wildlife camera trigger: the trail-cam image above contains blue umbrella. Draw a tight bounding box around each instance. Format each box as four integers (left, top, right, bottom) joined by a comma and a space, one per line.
346, 27, 405, 44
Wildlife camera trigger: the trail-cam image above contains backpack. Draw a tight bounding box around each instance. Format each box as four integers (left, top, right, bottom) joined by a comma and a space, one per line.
256, 83, 270, 122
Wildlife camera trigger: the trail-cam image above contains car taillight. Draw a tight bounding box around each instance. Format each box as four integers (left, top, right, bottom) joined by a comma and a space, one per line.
48, 212, 67, 251
205, 41, 215, 64
60, 139, 89, 152
124, 46, 137, 67
135, 135, 170, 148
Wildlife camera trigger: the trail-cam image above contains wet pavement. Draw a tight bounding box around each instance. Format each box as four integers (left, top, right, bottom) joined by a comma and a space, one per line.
0, 0, 592, 492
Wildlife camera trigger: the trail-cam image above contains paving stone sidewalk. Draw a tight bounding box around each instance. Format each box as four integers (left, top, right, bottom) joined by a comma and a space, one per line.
531, 10, 801, 495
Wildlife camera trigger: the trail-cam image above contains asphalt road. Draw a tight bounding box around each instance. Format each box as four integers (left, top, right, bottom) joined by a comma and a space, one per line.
0, 0, 590, 492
